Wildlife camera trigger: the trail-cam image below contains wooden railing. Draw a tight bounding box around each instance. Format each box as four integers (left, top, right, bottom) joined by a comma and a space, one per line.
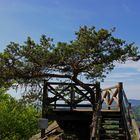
122, 89, 140, 140
101, 84, 120, 110
101, 83, 140, 140
40, 82, 140, 140
90, 84, 120, 140
46, 82, 99, 111
41, 81, 100, 139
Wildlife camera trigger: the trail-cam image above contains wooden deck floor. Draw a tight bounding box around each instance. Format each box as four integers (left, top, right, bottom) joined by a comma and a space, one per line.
53, 108, 120, 112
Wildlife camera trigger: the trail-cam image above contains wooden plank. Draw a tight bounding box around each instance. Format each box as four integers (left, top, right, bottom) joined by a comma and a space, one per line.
101, 109, 120, 112
73, 85, 91, 101
50, 104, 92, 107
109, 88, 118, 105
113, 97, 119, 106
102, 85, 118, 91
47, 82, 95, 86
48, 85, 71, 105
49, 108, 120, 112
103, 98, 109, 106
41, 81, 48, 138
52, 108, 93, 112
102, 91, 108, 98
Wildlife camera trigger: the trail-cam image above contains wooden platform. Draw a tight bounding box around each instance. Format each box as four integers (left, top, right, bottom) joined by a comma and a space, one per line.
52, 108, 120, 112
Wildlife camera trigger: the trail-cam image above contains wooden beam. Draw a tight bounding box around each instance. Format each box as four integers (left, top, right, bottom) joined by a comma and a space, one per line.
47, 82, 95, 86
41, 81, 48, 139
109, 88, 118, 105
50, 104, 92, 107
48, 85, 71, 105
118, 82, 123, 107
73, 85, 91, 102
102, 85, 118, 91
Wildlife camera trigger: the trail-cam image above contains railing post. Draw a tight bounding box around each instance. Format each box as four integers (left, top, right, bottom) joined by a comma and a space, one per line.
54, 100, 56, 109
128, 103, 132, 126
41, 80, 48, 139
107, 91, 111, 110
96, 82, 101, 107
96, 82, 101, 139
90, 82, 101, 140
118, 82, 123, 111
70, 85, 76, 110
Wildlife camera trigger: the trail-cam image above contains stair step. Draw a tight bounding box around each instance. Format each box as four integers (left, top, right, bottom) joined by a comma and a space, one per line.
100, 111, 126, 139
101, 122, 120, 125
102, 138, 123, 140
101, 129, 121, 132
100, 127, 123, 131
102, 115, 121, 118
101, 131, 125, 134
100, 133, 125, 139
101, 112, 121, 116
102, 118, 121, 122
101, 137, 124, 140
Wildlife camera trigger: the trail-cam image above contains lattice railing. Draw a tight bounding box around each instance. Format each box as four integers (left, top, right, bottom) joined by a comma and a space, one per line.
44, 82, 100, 111
101, 84, 120, 110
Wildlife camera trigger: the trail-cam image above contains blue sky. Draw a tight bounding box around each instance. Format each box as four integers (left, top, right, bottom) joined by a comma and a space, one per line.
0, 0, 140, 99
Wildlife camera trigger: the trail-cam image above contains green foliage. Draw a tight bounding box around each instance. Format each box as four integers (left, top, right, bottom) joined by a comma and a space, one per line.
0, 26, 139, 102
0, 26, 139, 85
133, 105, 140, 126
54, 26, 139, 80
0, 89, 40, 140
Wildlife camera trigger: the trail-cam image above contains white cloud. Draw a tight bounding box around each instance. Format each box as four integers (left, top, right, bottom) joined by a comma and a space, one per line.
101, 61, 140, 99
107, 72, 139, 79
115, 61, 140, 72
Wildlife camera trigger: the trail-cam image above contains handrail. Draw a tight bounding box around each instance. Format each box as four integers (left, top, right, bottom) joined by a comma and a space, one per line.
101, 83, 140, 140
101, 85, 118, 91
122, 89, 140, 140
121, 89, 132, 139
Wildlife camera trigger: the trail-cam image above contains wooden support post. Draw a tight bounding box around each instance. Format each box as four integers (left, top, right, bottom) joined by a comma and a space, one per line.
70, 85, 75, 110
96, 82, 101, 107
90, 82, 101, 140
41, 80, 48, 139
108, 92, 110, 110
96, 82, 101, 139
91, 91, 95, 111
118, 82, 123, 111
128, 103, 132, 126
54, 100, 56, 109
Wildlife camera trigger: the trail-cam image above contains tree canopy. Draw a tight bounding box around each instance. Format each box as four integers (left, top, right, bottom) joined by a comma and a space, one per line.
0, 89, 40, 140
0, 26, 139, 96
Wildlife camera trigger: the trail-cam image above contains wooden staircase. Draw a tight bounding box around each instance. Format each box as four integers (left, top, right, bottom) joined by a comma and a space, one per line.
100, 110, 126, 140
40, 82, 140, 140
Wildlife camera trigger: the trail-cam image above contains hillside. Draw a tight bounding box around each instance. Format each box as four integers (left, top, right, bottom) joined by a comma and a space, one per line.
129, 99, 140, 106
127, 100, 140, 126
